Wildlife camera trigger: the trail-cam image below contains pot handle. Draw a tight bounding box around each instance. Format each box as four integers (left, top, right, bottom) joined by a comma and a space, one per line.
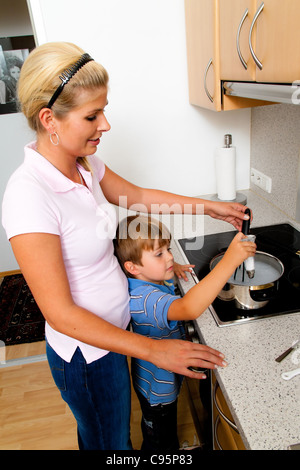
249, 282, 279, 302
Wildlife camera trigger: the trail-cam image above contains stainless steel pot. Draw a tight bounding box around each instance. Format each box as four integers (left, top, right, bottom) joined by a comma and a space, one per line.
210, 251, 284, 310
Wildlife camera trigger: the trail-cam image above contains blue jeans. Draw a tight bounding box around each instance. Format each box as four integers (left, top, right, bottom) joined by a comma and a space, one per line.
46, 342, 132, 450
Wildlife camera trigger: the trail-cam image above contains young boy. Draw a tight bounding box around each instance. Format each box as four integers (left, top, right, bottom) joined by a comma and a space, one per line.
115, 215, 256, 451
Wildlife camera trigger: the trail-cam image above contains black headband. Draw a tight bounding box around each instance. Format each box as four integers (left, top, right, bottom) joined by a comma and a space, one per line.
46, 53, 94, 109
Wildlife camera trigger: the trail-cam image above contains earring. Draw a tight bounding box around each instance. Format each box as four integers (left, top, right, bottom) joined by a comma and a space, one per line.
49, 132, 59, 146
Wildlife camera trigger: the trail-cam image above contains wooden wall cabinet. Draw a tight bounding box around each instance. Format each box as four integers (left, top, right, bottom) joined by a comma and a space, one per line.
253, 0, 300, 83
185, 0, 221, 111
185, 0, 300, 111
219, 0, 257, 82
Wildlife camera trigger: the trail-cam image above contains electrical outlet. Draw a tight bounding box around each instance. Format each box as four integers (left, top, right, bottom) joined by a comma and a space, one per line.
251, 168, 272, 193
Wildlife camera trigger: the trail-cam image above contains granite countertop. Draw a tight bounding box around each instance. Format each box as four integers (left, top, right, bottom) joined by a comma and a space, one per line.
170, 190, 300, 450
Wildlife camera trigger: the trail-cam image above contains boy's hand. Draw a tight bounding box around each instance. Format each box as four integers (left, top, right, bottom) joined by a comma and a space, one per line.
173, 262, 195, 281
223, 232, 256, 269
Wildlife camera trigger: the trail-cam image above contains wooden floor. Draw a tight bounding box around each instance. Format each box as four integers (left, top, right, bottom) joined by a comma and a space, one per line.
0, 342, 199, 450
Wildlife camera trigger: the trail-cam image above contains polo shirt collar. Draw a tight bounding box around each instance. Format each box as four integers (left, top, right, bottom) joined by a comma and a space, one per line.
24, 141, 93, 193
128, 277, 175, 295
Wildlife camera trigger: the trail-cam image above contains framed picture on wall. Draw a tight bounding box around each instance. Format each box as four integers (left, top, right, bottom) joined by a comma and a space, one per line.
0, 35, 35, 115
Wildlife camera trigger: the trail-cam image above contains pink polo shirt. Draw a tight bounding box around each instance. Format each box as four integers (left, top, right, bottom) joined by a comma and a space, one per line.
2, 142, 130, 363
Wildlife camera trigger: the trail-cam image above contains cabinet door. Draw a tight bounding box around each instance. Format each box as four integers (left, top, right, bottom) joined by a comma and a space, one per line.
212, 375, 246, 450
219, 0, 256, 81
254, 0, 300, 82
185, 0, 221, 111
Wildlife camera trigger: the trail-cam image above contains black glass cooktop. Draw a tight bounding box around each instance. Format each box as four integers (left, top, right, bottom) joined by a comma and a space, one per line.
178, 223, 300, 326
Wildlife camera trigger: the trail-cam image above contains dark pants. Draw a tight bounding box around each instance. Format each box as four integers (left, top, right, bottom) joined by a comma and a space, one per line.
135, 389, 179, 451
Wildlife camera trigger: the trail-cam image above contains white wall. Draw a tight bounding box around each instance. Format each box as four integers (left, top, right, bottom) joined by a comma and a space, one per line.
30, 0, 251, 196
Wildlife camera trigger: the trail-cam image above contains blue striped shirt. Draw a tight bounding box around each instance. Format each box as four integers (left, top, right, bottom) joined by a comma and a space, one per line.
128, 278, 185, 405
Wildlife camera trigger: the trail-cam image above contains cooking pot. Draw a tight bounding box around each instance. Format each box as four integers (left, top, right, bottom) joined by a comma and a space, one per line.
210, 251, 284, 310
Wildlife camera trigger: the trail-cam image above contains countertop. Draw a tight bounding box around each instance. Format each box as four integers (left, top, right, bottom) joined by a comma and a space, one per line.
170, 190, 300, 450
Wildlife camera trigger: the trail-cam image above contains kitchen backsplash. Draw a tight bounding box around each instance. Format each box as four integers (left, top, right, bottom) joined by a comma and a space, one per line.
251, 103, 300, 222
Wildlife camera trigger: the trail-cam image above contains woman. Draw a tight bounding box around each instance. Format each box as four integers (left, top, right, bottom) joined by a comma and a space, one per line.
2, 42, 249, 450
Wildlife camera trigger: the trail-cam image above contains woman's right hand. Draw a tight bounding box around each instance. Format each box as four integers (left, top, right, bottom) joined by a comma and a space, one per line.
149, 338, 227, 380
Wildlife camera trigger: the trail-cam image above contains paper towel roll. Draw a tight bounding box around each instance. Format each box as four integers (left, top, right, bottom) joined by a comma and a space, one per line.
215, 146, 236, 200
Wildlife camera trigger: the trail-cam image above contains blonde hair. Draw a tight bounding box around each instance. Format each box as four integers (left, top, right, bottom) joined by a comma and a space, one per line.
115, 215, 171, 278
17, 42, 109, 171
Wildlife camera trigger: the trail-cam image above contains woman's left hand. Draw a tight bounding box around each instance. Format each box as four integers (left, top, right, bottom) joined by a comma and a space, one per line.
205, 201, 251, 231
173, 262, 195, 281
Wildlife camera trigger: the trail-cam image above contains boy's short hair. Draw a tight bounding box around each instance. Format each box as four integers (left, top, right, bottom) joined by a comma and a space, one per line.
115, 215, 171, 278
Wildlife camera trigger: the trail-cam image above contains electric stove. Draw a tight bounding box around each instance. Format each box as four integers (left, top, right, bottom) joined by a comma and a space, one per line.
178, 223, 300, 326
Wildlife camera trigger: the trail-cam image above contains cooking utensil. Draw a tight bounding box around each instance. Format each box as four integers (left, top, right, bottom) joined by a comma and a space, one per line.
242, 234, 256, 279
242, 207, 251, 235
210, 251, 284, 309
234, 208, 255, 280
242, 208, 256, 279
281, 367, 300, 380
275, 339, 300, 363
234, 262, 245, 282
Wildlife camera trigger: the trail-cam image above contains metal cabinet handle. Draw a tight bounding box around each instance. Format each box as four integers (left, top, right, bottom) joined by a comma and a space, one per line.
249, 2, 264, 70
204, 58, 213, 102
236, 8, 248, 70
213, 381, 239, 432
214, 415, 223, 450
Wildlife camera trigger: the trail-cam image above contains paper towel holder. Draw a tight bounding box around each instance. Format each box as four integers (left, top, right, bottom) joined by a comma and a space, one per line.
211, 134, 247, 205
